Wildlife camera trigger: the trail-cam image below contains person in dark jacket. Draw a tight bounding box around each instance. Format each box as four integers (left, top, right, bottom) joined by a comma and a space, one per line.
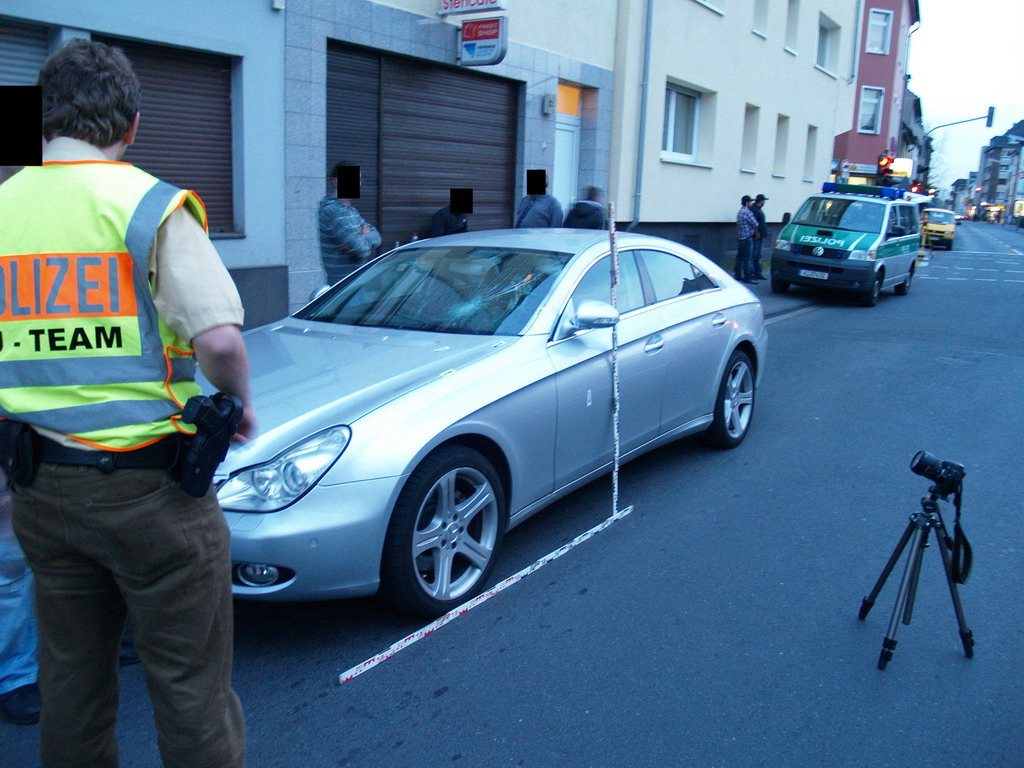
563, 186, 609, 230
430, 206, 468, 237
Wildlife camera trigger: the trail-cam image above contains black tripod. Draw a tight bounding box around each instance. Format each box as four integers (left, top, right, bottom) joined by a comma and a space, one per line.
858, 486, 974, 670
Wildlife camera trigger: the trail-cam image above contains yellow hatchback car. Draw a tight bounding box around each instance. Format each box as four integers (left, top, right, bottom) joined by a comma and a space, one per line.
921, 208, 956, 250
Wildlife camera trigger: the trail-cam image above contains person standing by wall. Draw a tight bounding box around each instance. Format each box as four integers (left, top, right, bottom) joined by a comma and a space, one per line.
514, 169, 563, 227
735, 195, 760, 283
318, 161, 382, 283
563, 186, 609, 230
750, 193, 769, 280
0, 39, 255, 768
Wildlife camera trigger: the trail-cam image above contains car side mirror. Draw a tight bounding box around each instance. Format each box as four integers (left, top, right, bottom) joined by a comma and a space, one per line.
781, 212, 791, 226
575, 300, 619, 330
309, 284, 332, 302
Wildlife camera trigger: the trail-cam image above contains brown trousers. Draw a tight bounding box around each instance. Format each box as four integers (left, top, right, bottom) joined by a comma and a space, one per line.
11, 464, 246, 768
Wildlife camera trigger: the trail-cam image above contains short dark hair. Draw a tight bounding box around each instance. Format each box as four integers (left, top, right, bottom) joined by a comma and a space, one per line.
38, 39, 141, 147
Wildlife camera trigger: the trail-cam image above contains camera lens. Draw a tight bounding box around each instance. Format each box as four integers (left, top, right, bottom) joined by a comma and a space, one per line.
910, 450, 943, 482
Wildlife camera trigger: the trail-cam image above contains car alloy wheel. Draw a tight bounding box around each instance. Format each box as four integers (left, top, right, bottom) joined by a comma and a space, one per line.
379, 446, 506, 617
703, 350, 755, 448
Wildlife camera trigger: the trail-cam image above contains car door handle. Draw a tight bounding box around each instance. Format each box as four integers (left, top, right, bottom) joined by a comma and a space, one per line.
712, 312, 728, 328
644, 335, 664, 353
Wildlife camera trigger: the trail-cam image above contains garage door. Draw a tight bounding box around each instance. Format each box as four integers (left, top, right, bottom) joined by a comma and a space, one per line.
327, 43, 518, 247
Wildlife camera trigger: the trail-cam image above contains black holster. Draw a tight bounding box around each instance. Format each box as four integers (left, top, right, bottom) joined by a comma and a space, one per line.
0, 420, 38, 489
177, 392, 244, 498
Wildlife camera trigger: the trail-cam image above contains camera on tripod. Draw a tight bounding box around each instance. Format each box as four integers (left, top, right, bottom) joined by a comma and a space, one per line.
859, 450, 974, 669
910, 450, 965, 498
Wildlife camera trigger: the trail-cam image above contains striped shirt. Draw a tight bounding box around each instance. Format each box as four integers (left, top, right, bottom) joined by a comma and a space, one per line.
736, 205, 758, 240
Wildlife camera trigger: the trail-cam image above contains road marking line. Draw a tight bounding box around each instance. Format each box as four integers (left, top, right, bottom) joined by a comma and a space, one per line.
337, 505, 636, 685
975, 278, 997, 282
947, 278, 969, 281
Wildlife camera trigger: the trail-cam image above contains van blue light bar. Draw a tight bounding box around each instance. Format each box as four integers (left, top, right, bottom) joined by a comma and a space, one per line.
821, 182, 903, 200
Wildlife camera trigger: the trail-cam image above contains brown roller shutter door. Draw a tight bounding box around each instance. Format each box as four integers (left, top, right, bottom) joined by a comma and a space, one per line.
94, 35, 235, 234
327, 43, 518, 247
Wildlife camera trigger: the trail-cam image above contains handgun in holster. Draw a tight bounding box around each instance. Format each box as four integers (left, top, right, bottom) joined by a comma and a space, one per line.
178, 392, 244, 498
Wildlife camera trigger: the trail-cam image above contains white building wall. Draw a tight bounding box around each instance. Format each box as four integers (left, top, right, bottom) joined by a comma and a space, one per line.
611, 0, 857, 226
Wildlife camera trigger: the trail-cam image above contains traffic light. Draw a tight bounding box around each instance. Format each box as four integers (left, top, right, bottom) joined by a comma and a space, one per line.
877, 154, 894, 186
910, 181, 921, 194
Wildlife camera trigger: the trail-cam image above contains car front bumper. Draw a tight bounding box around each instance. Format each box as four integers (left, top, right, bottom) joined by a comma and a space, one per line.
224, 474, 405, 601
770, 250, 877, 292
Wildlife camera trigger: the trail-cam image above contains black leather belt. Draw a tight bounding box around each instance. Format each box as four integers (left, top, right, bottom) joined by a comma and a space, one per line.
36, 434, 184, 474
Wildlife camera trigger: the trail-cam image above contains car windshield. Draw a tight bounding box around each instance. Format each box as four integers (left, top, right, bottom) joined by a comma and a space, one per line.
297, 245, 572, 335
926, 210, 954, 224
793, 197, 885, 233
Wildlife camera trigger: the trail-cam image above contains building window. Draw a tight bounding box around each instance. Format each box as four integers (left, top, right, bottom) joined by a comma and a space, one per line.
866, 9, 892, 55
858, 86, 884, 134
752, 0, 768, 35
773, 114, 790, 176
816, 14, 840, 71
663, 85, 701, 161
741, 104, 759, 171
785, 0, 800, 51
803, 124, 818, 180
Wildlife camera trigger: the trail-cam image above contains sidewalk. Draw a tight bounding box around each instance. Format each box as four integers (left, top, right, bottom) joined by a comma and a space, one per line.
738, 273, 816, 320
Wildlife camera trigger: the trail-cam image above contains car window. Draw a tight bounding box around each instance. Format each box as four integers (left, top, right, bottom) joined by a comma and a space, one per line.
899, 206, 919, 234
638, 249, 716, 303
793, 197, 885, 233
298, 245, 572, 335
926, 210, 954, 224
569, 251, 645, 313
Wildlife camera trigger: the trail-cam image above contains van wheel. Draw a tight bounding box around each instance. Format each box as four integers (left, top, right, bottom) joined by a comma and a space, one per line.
861, 274, 883, 307
895, 267, 913, 296
770, 277, 790, 294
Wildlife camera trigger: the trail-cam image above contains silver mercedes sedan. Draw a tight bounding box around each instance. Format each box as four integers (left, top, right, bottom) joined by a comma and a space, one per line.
215, 229, 767, 616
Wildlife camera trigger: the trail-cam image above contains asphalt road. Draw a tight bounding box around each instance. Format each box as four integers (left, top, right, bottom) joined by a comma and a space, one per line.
5, 220, 1023, 767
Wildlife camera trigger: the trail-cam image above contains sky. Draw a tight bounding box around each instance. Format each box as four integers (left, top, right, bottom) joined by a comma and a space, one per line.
906, 0, 1024, 191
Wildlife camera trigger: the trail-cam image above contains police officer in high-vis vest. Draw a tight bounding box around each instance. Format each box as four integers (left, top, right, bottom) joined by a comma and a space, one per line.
0, 39, 255, 768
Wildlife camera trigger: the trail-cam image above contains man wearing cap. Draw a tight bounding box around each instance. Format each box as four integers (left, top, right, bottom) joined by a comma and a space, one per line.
735, 195, 759, 283
750, 194, 769, 280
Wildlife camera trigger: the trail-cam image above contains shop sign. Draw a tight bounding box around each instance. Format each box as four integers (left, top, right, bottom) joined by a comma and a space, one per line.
439, 0, 507, 15
457, 17, 507, 66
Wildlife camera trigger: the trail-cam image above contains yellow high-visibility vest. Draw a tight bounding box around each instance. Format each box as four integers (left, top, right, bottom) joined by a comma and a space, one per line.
0, 160, 206, 449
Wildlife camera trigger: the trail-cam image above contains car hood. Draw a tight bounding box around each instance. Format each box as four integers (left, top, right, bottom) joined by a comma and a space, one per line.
210, 318, 510, 463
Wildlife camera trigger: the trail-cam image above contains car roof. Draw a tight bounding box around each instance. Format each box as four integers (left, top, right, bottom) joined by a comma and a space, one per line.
411, 228, 662, 254
808, 193, 889, 205
923, 207, 955, 213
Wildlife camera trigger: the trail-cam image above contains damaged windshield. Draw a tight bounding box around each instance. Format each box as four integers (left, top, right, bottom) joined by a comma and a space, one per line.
297, 245, 572, 335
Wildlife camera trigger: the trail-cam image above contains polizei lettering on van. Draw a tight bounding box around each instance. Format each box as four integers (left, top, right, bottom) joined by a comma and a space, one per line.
798, 235, 849, 247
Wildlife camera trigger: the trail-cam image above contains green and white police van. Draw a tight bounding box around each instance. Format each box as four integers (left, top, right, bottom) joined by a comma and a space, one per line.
770, 183, 919, 307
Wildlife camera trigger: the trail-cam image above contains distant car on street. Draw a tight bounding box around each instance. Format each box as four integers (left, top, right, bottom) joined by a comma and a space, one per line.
211, 229, 767, 616
922, 207, 957, 249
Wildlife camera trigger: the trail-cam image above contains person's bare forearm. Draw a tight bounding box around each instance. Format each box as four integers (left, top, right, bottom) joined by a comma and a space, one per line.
191, 324, 258, 441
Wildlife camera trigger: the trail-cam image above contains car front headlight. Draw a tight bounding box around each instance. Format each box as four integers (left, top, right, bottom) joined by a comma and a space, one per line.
848, 249, 877, 261
774, 239, 792, 252
217, 426, 351, 512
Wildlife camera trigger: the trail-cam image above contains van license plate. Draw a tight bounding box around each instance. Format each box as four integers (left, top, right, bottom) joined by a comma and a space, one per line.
799, 269, 829, 280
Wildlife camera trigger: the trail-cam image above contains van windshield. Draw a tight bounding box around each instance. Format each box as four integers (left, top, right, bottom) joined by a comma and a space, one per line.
926, 210, 954, 224
793, 198, 885, 233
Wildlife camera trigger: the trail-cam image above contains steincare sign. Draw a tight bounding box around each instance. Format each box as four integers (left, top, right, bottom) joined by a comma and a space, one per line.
458, 17, 507, 66
438, 0, 508, 15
